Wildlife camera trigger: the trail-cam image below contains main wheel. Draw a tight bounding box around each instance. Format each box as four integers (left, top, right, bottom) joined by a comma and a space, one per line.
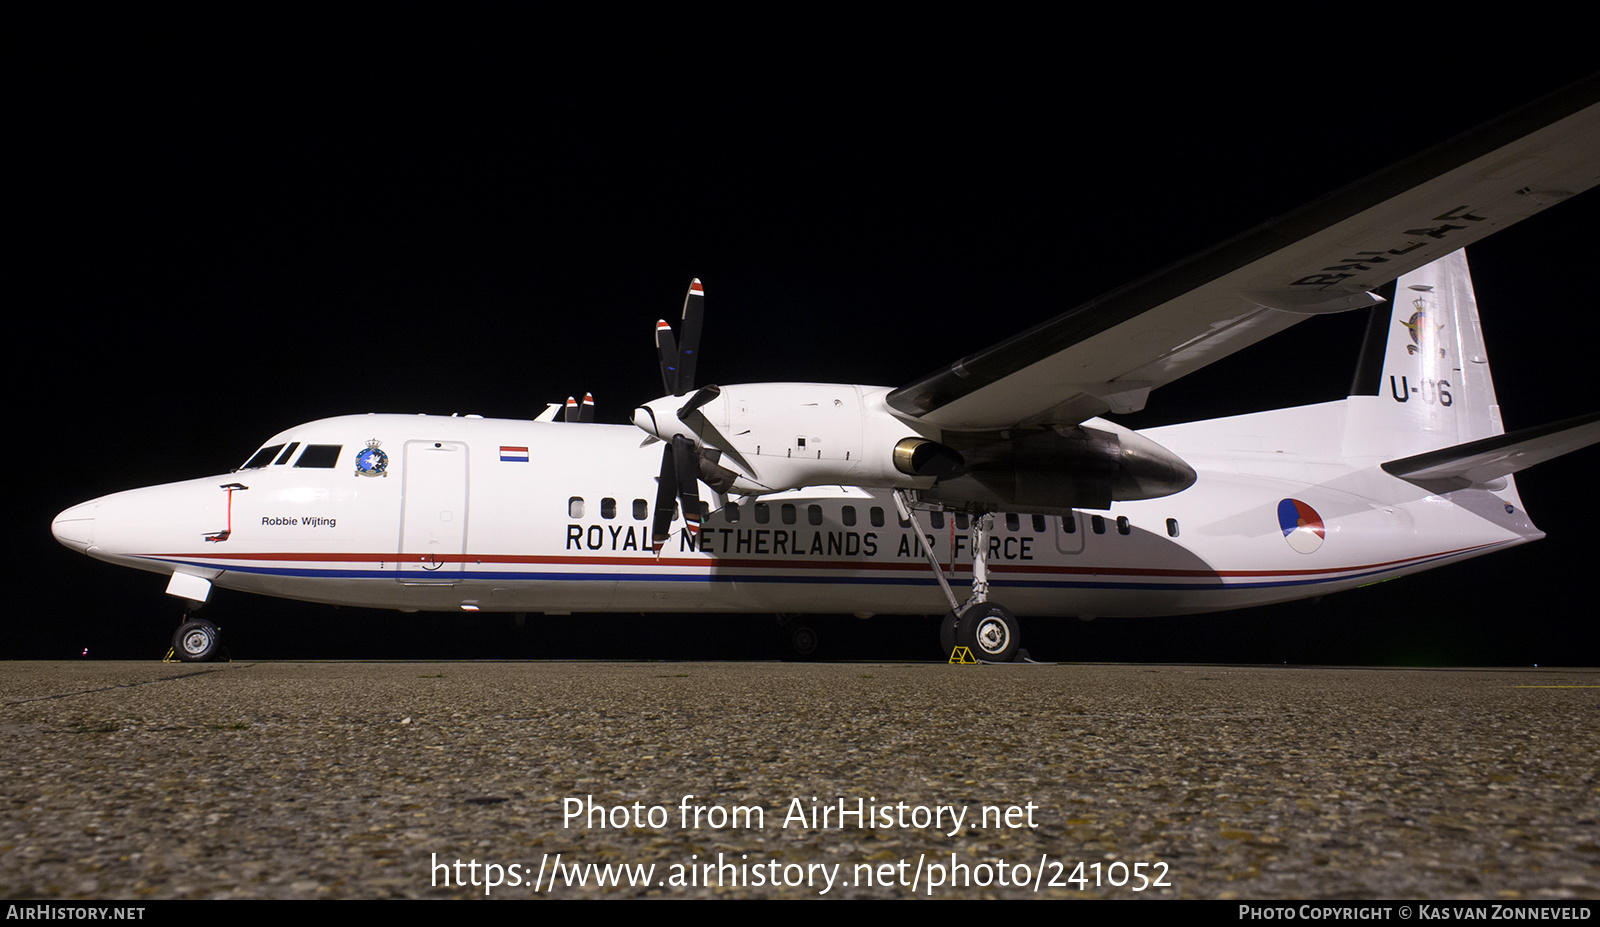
173, 619, 221, 662
787, 623, 820, 660
959, 604, 1020, 663
774, 614, 822, 661
940, 609, 961, 657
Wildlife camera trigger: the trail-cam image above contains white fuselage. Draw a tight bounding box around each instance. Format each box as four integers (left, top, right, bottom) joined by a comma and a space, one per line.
51, 406, 1543, 621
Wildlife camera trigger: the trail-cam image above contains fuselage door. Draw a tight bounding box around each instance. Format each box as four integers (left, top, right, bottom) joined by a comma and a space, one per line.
399, 440, 469, 580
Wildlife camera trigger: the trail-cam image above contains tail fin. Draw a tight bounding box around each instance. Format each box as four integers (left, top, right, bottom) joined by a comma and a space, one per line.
1342, 249, 1504, 462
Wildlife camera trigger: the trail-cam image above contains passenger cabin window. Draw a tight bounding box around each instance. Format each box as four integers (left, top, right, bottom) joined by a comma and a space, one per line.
955, 513, 968, 530
930, 511, 945, 530
242, 444, 284, 470
1032, 514, 1047, 532
780, 503, 797, 526
1061, 514, 1077, 534
569, 496, 585, 518
1091, 515, 1105, 535
294, 444, 343, 468
633, 499, 648, 520
842, 505, 857, 527
725, 503, 741, 524
755, 503, 771, 524
808, 504, 823, 526
1166, 518, 1180, 538
871, 506, 885, 528
601, 497, 617, 519
1116, 515, 1131, 536
1005, 513, 1020, 532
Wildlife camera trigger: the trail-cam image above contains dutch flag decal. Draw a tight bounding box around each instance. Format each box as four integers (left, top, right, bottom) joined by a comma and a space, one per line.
500, 446, 529, 463
1277, 498, 1325, 554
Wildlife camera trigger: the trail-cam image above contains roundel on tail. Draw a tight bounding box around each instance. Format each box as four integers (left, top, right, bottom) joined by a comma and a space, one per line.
1277, 498, 1324, 554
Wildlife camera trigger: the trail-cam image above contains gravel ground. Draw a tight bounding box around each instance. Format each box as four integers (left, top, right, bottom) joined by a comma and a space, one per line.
2, 661, 1596, 899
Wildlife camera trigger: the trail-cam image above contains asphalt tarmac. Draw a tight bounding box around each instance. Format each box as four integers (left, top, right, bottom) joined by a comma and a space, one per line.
2, 661, 1596, 899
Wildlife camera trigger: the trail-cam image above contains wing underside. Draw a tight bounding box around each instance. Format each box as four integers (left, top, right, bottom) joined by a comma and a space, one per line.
887, 78, 1600, 432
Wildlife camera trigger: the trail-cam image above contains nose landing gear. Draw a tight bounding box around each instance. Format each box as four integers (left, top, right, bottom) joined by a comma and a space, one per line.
170, 618, 222, 662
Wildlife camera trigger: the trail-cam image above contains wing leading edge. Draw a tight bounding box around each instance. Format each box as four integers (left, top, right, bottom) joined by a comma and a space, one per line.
886, 77, 1600, 432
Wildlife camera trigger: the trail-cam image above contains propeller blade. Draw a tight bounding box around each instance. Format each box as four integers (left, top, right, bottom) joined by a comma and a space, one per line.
562, 396, 578, 423
578, 392, 595, 423
673, 435, 703, 540
650, 444, 678, 554
676, 384, 721, 420
655, 320, 679, 396
675, 279, 704, 396
686, 415, 761, 485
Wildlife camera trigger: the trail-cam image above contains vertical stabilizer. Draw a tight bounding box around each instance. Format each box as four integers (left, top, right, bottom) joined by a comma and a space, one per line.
1343, 249, 1504, 462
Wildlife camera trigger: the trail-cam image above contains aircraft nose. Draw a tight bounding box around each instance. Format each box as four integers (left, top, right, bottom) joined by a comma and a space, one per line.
52, 500, 97, 551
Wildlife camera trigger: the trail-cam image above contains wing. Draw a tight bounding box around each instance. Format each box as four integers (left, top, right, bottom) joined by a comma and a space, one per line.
886, 77, 1600, 431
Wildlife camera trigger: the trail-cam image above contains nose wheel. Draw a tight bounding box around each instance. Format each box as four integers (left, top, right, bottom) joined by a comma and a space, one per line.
171, 618, 222, 662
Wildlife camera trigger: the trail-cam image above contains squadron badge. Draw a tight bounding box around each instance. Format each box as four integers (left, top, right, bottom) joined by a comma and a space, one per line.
1399, 299, 1447, 357
355, 438, 389, 477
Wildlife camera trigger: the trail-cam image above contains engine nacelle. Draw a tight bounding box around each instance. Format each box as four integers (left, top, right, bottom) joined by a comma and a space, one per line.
633, 383, 1195, 510
923, 420, 1196, 513
635, 383, 946, 495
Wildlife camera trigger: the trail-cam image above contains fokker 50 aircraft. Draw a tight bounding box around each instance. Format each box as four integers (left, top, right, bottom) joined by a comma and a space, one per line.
52, 83, 1600, 662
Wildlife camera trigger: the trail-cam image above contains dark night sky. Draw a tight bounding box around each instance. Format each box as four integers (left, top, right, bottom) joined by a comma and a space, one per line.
15, 30, 1599, 663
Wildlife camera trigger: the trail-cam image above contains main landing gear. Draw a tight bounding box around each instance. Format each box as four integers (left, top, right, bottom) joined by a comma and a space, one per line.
942, 603, 1022, 663
778, 616, 822, 661
897, 491, 1024, 663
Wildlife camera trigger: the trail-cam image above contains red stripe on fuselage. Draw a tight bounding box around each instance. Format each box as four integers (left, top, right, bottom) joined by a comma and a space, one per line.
141, 542, 1499, 579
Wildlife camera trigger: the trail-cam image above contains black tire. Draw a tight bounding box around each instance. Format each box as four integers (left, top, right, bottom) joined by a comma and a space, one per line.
959, 604, 1020, 663
940, 610, 961, 657
173, 619, 221, 662
787, 623, 821, 660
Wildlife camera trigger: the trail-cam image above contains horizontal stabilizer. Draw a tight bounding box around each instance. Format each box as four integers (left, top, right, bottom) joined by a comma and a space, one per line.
1381, 411, 1600, 493
535, 403, 562, 422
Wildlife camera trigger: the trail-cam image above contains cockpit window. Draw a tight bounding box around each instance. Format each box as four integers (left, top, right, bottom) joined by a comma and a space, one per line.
293, 444, 343, 468
242, 444, 285, 470
273, 442, 300, 466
